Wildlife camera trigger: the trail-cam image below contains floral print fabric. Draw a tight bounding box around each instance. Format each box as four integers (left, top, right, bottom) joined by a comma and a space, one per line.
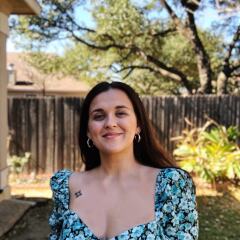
49, 168, 198, 240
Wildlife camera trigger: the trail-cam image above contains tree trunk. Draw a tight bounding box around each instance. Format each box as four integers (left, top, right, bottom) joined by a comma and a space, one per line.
196, 55, 212, 94
217, 26, 240, 95
161, 0, 213, 94
216, 72, 228, 95
186, 12, 212, 94
216, 65, 231, 95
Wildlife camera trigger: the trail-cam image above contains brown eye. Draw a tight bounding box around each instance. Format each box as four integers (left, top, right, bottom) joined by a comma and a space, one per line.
93, 114, 105, 120
116, 112, 127, 117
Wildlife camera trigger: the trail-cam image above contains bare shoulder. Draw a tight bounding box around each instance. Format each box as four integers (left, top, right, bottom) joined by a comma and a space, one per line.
68, 169, 98, 193
135, 166, 161, 186
140, 165, 161, 177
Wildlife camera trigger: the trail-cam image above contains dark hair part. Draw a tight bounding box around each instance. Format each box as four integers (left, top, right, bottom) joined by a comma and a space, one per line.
79, 81, 176, 170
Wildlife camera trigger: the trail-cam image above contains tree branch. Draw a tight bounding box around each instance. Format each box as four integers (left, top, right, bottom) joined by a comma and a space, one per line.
115, 53, 193, 94
113, 65, 155, 79
186, 11, 212, 92
145, 54, 192, 93
69, 30, 126, 50
123, 68, 134, 79
217, 24, 240, 94
115, 65, 156, 73
152, 28, 176, 37
160, 0, 212, 93
231, 64, 240, 72
120, 51, 134, 62
231, 72, 240, 77
223, 25, 240, 68
160, 0, 183, 27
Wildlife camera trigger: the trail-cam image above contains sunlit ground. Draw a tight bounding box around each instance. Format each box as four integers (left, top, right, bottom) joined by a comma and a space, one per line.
9, 174, 52, 198
195, 178, 240, 240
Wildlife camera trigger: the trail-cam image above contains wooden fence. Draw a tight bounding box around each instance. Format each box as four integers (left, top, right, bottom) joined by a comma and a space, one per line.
7, 95, 240, 174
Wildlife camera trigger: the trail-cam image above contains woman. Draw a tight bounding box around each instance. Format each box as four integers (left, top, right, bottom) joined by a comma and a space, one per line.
49, 81, 198, 240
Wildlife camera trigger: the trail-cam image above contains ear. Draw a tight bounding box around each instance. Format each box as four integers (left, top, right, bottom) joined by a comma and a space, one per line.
87, 131, 91, 139
136, 126, 141, 134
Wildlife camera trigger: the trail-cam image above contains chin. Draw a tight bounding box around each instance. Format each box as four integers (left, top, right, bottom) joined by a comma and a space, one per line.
99, 144, 132, 155
101, 148, 125, 155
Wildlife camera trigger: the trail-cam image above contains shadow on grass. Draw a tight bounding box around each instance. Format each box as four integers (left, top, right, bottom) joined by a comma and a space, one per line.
197, 191, 240, 240
0, 198, 52, 240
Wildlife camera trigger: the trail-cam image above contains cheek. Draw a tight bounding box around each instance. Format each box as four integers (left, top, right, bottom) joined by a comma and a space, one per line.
120, 118, 138, 131
88, 121, 102, 137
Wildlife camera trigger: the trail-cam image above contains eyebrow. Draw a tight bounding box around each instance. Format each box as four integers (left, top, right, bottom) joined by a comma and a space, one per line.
90, 105, 130, 114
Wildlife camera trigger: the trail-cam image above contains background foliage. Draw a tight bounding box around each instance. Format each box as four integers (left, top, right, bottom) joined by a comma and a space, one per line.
173, 119, 240, 183
10, 0, 240, 95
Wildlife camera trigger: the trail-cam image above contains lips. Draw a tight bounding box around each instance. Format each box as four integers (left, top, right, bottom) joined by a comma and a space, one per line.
102, 132, 123, 139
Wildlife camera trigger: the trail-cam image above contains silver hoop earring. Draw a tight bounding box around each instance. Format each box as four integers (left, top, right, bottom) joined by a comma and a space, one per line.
87, 138, 93, 148
135, 133, 141, 143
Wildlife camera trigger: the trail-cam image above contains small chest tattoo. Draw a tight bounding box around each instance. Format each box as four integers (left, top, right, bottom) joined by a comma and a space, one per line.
74, 190, 82, 198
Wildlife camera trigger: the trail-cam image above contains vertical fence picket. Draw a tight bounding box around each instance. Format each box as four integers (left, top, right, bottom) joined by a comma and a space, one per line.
7, 95, 240, 174
46, 97, 55, 173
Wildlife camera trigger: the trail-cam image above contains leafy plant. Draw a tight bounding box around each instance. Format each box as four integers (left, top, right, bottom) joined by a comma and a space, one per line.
172, 119, 240, 183
7, 152, 31, 175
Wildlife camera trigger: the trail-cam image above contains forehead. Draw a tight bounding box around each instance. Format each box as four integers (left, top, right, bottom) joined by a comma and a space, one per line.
89, 89, 134, 111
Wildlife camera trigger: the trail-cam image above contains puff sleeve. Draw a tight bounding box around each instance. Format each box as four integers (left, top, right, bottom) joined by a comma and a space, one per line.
48, 170, 72, 240
157, 168, 199, 240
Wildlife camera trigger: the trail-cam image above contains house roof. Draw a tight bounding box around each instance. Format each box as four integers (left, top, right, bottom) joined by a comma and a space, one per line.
0, 0, 40, 15
7, 52, 90, 93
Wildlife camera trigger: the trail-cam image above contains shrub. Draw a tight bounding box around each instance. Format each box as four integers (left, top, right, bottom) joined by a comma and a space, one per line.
7, 152, 31, 175
172, 119, 240, 183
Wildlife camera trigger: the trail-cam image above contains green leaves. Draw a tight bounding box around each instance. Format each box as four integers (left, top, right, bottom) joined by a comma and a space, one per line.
173, 120, 240, 183
7, 152, 31, 175
10, 0, 239, 94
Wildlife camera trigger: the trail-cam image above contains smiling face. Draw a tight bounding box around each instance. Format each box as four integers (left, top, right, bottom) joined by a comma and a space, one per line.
87, 89, 140, 156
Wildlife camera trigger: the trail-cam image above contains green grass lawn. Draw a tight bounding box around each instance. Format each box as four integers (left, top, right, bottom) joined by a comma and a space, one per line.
197, 187, 240, 240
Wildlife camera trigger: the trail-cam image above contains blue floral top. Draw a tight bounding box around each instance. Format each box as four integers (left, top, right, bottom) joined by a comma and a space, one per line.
49, 168, 198, 240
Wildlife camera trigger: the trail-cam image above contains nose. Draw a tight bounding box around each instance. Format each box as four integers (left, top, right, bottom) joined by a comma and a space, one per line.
104, 114, 117, 128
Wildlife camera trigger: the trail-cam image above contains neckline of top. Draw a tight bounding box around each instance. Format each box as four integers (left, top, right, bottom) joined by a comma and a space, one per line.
65, 168, 162, 240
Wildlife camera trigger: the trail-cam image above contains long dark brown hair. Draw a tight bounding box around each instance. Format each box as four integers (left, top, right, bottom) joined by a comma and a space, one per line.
79, 81, 176, 170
